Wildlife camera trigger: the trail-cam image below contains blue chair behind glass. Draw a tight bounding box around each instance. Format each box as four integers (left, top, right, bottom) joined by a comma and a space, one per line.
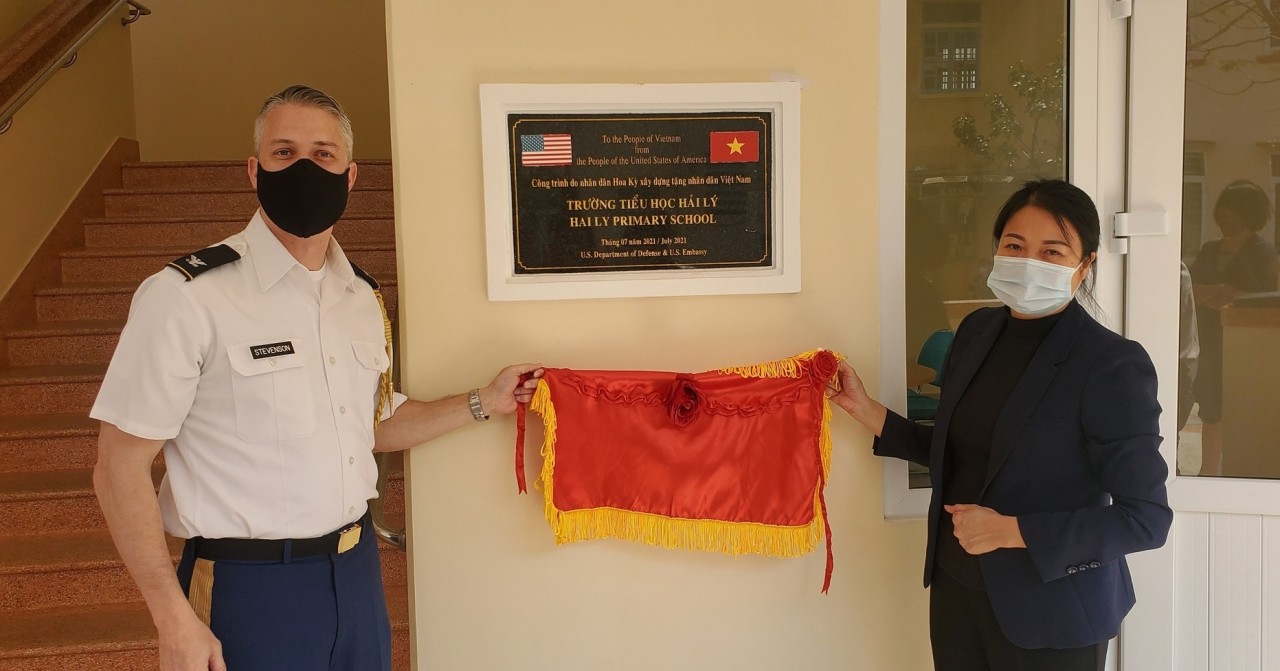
907, 329, 954, 421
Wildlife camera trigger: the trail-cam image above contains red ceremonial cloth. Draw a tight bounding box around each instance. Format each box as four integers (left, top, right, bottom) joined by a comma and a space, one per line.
516, 350, 840, 592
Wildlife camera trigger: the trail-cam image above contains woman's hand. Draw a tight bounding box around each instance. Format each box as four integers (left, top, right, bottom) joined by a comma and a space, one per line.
827, 361, 888, 437
944, 504, 1026, 554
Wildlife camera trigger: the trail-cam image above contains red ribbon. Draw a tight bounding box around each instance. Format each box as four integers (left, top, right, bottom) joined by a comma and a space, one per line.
819, 472, 834, 594
514, 373, 533, 494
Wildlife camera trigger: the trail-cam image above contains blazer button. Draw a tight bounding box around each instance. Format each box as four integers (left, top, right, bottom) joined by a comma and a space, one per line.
1066, 566, 1078, 575
1089, 561, 1101, 569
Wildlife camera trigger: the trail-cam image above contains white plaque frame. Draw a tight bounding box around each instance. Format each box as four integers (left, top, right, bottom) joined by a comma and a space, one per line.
479, 82, 801, 301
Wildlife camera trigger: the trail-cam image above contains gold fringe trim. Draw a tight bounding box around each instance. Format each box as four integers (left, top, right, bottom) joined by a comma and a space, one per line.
716, 348, 838, 379
372, 289, 395, 430
552, 507, 822, 557
187, 558, 215, 627
530, 381, 558, 521
527, 365, 837, 559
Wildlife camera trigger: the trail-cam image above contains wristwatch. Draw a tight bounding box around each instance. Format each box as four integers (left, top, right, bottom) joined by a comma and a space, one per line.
467, 388, 489, 421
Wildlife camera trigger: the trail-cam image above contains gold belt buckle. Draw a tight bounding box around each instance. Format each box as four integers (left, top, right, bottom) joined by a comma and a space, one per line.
337, 523, 362, 554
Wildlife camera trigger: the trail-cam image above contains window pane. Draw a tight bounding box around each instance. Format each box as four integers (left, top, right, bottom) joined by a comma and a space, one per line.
1179, 0, 1280, 478
923, 2, 981, 25
904, 0, 1067, 488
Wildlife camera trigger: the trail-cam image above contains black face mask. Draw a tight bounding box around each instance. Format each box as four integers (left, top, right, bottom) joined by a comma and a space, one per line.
255, 159, 350, 238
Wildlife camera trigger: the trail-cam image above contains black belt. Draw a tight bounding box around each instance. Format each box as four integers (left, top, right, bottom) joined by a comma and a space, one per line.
189, 511, 370, 561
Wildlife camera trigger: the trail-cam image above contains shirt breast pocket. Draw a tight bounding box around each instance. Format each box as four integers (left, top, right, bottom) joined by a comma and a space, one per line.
351, 340, 389, 421
226, 343, 316, 443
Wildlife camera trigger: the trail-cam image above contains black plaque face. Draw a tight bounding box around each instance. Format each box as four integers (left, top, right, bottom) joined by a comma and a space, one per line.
507, 112, 773, 274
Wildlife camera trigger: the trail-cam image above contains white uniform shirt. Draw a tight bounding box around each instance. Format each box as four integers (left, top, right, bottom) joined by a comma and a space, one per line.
91, 213, 407, 539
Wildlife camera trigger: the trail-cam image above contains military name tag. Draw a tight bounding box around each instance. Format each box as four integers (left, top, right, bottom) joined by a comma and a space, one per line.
250, 341, 295, 360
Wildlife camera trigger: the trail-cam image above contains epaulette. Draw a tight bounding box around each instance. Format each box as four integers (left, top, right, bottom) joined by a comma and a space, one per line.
167, 244, 241, 281
350, 260, 379, 290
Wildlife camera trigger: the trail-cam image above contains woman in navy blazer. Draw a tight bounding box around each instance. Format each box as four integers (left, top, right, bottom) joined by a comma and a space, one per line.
832, 180, 1172, 670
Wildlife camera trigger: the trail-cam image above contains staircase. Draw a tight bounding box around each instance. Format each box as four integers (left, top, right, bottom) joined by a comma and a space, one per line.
0, 160, 409, 669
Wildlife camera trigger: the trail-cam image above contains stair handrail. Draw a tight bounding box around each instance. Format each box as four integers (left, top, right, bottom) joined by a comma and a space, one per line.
0, 0, 150, 135
371, 452, 406, 547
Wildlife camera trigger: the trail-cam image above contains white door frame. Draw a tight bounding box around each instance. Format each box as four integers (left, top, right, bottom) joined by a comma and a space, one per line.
1113, 0, 1184, 666
1123, 0, 1280, 665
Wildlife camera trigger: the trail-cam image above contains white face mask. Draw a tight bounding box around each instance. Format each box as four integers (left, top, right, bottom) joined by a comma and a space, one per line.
986, 256, 1081, 317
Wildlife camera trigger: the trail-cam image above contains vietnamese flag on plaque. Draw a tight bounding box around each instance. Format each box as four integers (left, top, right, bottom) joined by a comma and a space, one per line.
708, 130, 760, 163
514, 350, 842, 592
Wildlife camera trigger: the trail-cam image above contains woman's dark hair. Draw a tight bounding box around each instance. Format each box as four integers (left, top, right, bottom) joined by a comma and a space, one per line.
991, 179, 1101, 295
1214, 180, 1272, 233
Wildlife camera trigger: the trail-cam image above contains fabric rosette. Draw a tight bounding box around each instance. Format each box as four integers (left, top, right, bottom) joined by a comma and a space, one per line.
665, 374, 702, 427
807, 349, 840, 386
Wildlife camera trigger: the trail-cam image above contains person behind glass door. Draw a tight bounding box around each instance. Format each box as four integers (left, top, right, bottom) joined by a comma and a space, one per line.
1176, 262, 1199, 435
829, 180, 1172, 671
1190, 180, 1278, 476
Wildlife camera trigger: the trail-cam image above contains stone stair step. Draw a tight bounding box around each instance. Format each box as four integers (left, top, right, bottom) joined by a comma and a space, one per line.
32, 283, 134, 323
35, 276, 396, 323
0, 414, 99, 473
103, 187, 392, 218
0, 526, 405, 613
61, 244, 396, 284
0, 364, 105, 416
6, 321, 124, 367
0, 530, 183, 612
0, 530, 404, 612
0, 466, 403, 540
121, 160, 393, 191
0, 466, 160, 536
84, 215, 394, 248
0, 589, 409, 669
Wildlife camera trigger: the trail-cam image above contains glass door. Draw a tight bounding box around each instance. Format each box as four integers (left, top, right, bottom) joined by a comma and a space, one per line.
1125, 1, 1280, 668
1177, 1, 1280, 481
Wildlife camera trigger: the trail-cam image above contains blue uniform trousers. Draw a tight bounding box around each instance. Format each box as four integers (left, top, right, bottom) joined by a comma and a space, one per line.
177, 518, 392, 671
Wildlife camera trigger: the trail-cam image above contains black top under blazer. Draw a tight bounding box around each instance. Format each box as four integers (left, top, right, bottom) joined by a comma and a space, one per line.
874, 300, 1173, 649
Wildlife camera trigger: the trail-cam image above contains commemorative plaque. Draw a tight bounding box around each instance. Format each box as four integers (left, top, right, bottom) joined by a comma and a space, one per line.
507, 113, 772, 274
480, 83, 800, 301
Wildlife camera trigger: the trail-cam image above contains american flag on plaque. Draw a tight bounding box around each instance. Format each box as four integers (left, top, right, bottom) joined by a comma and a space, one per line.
520, 133, 573, 166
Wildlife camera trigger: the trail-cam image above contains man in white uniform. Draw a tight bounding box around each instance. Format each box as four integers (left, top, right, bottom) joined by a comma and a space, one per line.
91, 85, 540, 671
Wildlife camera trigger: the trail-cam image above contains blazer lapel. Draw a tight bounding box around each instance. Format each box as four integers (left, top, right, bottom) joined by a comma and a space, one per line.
979, 301, 1086, 495
929, 309, 1007, 477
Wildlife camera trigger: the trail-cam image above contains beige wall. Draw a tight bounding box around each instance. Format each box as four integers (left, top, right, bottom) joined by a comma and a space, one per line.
129, 0, 392, 161
0, 5, 135, 299
386, 1, 930, 669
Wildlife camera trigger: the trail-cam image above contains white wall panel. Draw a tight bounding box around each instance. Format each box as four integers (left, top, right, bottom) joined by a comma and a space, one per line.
1209, 514, 1262, 670
1175, 512, 1210, 671
1263, 516, 1280, 670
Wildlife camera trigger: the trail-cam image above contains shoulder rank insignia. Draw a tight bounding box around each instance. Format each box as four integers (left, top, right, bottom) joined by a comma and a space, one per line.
350, 260, 379, 290
167, 244, 241, 281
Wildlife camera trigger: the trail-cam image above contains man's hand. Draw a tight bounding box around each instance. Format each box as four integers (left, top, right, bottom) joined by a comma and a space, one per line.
156, 610, 225, 671
373, 363, 545, 452
479, 363, 543, 416
944, 503, 1026, 555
